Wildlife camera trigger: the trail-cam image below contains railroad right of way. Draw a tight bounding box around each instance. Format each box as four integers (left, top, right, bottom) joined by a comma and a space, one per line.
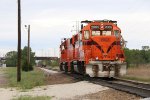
67, 73, 150, 98
40, 67, 150, 99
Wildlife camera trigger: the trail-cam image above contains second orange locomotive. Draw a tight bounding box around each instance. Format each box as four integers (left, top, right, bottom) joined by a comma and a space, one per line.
60, 20, 126, 77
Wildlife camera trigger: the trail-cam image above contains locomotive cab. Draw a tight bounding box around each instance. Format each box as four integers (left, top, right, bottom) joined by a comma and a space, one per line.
81, 20, 126, 77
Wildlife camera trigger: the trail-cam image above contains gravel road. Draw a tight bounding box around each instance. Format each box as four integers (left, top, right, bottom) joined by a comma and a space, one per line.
0, 69, 7, 87
0, 81, 109, 100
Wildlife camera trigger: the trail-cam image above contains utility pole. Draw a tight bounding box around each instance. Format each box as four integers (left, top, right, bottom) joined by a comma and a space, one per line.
25, 25, 30, 70
17, 0, 21, 82
27, 25, 30, 68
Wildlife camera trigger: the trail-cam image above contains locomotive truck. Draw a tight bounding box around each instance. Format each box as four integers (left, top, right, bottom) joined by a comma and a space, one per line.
60, 20, 126, 77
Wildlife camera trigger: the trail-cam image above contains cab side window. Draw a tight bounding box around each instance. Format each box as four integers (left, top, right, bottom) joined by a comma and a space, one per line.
62, 46, 65, 50
114, 30, 119, 37
84, 30, 90, 40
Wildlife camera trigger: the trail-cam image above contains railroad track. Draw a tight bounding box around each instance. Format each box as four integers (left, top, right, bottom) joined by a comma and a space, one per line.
40, 68, 150, 98
113, 78, 150, 90
67, 73, 150, 98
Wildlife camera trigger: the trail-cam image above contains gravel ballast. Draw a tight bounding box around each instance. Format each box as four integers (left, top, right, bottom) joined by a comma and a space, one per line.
74, 88, 142, 100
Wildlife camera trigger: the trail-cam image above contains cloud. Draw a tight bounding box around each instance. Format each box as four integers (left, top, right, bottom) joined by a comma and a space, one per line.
0, 0, 150, 56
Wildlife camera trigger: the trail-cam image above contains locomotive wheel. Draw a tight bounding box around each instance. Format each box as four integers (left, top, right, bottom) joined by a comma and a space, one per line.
59, 63, 63, 71
77, 61, 85, 74
77, 61, 81, 73
79, 61, 85, 74
64, 63, 68, 73
70, 62, 74, 73
81, 61, 85, 74
115, 64, 120, 77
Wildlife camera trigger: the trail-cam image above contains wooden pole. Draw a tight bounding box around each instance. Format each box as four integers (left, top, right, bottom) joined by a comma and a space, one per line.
17, 0, 21, 82
27, 25, 30, 69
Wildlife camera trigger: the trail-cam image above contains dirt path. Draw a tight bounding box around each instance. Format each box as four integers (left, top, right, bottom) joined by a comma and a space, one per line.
0, 68, 7, 87
0, 82, 142, 100
40, 68, 79, 85
0, 81, 109, 100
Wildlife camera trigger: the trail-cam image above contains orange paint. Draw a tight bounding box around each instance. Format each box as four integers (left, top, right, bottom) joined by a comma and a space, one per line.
60, 20, 125, 72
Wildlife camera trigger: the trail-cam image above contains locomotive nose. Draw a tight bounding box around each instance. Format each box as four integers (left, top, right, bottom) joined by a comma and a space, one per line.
91, 36, 116, 48
91, 36, 116, 60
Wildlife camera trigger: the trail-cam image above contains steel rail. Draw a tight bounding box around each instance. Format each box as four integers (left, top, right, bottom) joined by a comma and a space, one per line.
90, 78, 150, 98
40, 68, 150, 98
67, 73, 150, 98
113, 78, 150, 89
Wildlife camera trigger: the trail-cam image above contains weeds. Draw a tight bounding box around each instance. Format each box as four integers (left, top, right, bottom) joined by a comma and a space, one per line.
13, 95, 51, 100
122, 65, 150, 83
4, 67, 46, 90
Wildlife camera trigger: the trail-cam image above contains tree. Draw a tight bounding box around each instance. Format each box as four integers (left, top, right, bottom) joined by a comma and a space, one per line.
22, 46, 35, 71
141, 46, 150, 63
5, 46, 35, 69
5, 51, 17, 67
142, 46, 149, 51
37, 59, 59, 68
124, 47, 150, 68
50, 60, 59, 67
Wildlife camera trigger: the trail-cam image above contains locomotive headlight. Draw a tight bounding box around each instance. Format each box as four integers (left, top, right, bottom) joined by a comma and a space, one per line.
96, 57, 99, 60
116, 57, 118, 60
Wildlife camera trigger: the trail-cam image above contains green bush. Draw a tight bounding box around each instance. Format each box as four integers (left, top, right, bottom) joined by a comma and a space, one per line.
21, 46, 35, 71
22, 61, 33, 72
124, 48, 150, 68
5, 51, 17, 67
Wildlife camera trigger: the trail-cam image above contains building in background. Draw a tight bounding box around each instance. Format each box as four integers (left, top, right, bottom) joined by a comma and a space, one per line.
0, 57, 6, 67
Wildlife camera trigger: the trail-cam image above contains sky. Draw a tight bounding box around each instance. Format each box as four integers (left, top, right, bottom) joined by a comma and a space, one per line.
0, 0, 150, 57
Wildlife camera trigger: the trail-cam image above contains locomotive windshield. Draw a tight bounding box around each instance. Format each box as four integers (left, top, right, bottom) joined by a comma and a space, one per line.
92, 31, 100, 36
102, 31, 111, 36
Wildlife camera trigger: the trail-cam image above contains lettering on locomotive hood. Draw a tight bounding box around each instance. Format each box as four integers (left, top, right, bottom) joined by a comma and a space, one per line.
100, 38, 110, 42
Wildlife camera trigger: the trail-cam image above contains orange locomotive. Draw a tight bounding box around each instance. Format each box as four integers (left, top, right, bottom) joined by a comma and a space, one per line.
60, 20, 126, 77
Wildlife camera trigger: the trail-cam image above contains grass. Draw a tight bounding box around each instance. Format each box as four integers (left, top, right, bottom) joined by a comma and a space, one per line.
122, 65, 150, 83
3, 67, 46, 89
13, 95, 51, 100
122, 76, 150, 83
